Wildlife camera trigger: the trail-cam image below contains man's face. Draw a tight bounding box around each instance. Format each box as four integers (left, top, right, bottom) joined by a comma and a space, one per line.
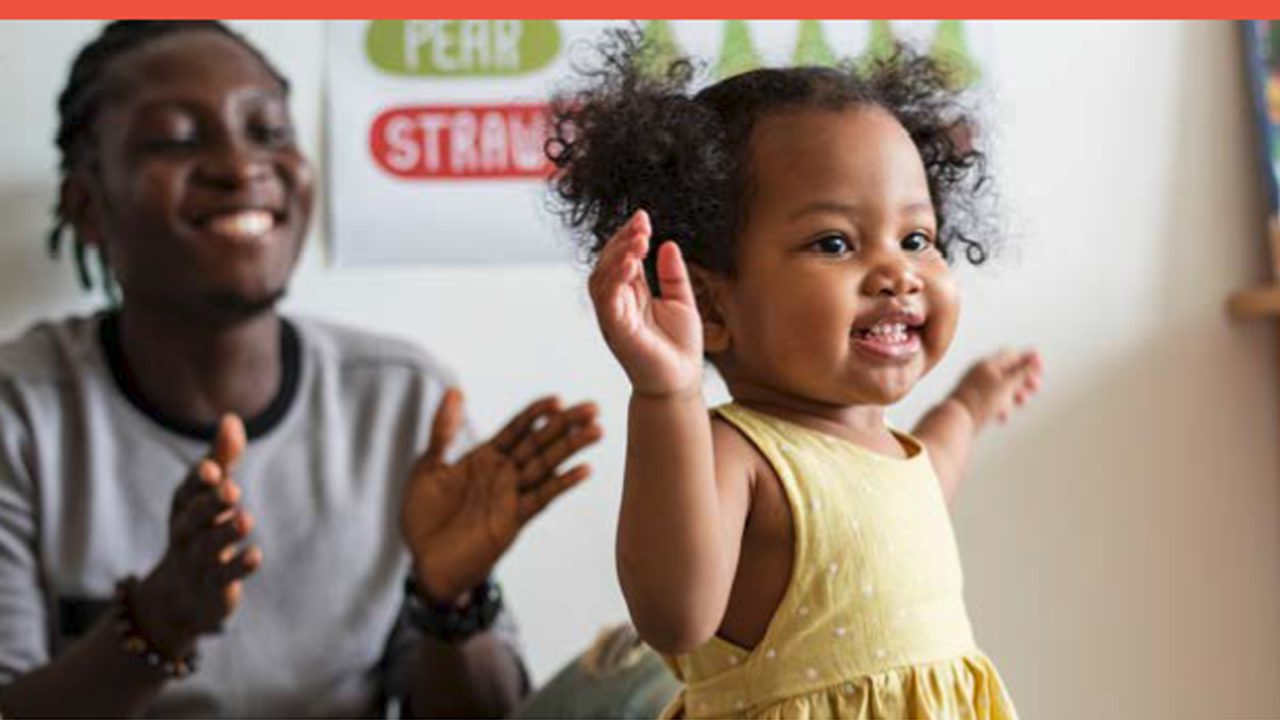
78, 30, 314, 320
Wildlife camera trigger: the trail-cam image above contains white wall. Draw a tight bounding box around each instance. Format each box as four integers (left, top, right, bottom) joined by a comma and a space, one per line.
2, 20, 1279, 717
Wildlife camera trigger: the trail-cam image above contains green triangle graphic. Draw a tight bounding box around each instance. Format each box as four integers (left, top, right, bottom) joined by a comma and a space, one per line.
931, 20, 981, 88
792, 20, 839, 66
714, 20, 766, 80
638, 20, 683, 79
858, 19, 896, 71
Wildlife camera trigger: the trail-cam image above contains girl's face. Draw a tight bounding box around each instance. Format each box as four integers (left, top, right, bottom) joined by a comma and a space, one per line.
76, 30, 313, 318
711, 106, 958, 409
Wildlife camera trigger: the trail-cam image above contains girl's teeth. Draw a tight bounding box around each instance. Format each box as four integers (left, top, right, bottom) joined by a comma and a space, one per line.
207, 210, 274, 240
868, 323, 909, 341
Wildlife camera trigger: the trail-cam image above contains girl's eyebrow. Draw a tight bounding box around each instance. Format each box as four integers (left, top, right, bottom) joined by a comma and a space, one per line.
789, 200, 857, 220
789, 199, 934, 220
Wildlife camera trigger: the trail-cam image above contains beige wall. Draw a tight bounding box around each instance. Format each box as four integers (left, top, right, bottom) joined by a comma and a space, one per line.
1, 20, 1278, 717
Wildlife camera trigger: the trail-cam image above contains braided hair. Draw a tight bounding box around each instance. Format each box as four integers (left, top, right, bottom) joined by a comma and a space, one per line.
48, 20, 289, 295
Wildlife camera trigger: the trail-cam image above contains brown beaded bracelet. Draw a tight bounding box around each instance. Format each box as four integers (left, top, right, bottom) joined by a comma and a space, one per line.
113, 576, 199, 679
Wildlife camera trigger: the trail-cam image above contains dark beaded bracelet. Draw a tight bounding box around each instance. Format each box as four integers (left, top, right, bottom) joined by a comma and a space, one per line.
403, 576, 503, 644
113, 576, 199, 679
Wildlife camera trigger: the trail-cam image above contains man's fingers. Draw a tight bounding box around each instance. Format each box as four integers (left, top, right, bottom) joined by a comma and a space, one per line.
518, 464, 591, 523
172, 478, 240, 545
421, 388, 465, 470
517, 420, 604, 490
508, 402, 598, 467
212, 414, 246, 471
212, 545, 263, 587
172, 460, 222, 516
491, 396, 561, 453
192, 509, 253, 566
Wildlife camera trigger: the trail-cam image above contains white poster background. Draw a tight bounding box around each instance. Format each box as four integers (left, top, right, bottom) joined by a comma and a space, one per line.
325, 20, 991, 266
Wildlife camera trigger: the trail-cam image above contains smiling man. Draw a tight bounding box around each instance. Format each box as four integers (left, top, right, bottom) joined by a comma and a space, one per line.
0, 21, 601, 718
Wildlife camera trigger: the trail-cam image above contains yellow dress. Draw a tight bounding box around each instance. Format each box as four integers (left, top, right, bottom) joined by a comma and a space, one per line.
661, 403, 1017, 719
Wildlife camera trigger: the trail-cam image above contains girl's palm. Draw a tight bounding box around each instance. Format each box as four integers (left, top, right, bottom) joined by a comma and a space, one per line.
591, 211, 704, 396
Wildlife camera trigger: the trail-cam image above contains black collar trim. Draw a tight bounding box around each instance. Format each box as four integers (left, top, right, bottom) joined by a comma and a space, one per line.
98, 310, 302, 442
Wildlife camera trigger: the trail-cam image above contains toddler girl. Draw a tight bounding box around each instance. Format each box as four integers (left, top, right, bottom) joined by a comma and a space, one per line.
548, 30, 1040, 719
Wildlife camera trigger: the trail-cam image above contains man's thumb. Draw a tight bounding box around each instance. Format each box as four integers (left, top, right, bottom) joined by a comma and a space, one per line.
213, 414, 247, 471
422, 388, 464, 469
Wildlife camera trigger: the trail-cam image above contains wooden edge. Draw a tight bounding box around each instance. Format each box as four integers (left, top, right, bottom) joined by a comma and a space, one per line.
1270, 216, 1280, 282
1228, 285, 1280, 320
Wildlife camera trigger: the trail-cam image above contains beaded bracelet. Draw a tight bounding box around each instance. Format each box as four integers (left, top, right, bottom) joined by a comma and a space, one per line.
113, 576, 199, 679
403, 576, 503, 643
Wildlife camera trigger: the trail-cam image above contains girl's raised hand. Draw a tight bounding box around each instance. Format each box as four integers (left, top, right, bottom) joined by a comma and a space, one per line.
951, 348, 1044, 427
588, 210, 704, 397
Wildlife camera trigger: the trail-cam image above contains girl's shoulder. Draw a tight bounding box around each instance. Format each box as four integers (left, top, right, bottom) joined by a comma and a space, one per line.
710, 405, 782, 498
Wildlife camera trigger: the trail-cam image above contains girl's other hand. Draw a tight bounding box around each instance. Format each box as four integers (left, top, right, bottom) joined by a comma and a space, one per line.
588, 210, 704, 397
951, 348, 1044, 428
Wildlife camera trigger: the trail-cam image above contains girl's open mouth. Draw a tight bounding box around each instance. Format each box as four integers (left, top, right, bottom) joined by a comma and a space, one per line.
851, 319, 924, 361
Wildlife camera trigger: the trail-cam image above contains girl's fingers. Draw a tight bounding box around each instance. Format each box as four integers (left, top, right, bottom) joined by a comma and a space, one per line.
591, 241, 633, 299
517, 464, 591, 523
656, 241, 694, 305
989, 348, 1019, 371
594, 211, 650, 286
607, 236, 650, 297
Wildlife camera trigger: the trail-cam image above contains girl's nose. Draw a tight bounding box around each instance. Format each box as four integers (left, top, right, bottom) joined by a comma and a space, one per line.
864, 257, 924, 297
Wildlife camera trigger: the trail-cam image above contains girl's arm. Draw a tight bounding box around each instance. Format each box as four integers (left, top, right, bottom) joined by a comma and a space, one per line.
914, 349, 1043, 503
618, 391, 752, 654
591, 211, 750, 655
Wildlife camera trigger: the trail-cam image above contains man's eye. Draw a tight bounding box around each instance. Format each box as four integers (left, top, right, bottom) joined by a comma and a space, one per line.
142, 135, 198, 152
902, 231, 933, 252
812, 235, 851, 254
253, 124, 294, 146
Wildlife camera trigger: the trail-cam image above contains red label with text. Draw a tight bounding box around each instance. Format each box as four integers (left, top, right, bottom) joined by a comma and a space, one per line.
370, 103, 552, 180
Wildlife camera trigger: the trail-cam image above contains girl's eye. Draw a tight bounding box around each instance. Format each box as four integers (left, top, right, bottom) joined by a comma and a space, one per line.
812, 235, 852, 255
901, 231, 933, 252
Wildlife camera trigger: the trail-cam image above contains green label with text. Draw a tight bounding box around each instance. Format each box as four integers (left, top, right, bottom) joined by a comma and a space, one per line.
366, 20, 561, 77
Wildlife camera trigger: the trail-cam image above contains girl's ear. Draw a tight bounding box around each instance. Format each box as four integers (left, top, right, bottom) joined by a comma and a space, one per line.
687, 264, 732, 355
59, 173, 103, 249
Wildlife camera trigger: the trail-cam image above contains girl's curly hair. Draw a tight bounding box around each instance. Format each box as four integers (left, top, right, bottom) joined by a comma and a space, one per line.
546, 26, 995, 294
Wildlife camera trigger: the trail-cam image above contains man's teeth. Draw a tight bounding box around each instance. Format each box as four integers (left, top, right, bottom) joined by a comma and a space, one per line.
865, 323, 911, 342
206, 210, 275, 240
